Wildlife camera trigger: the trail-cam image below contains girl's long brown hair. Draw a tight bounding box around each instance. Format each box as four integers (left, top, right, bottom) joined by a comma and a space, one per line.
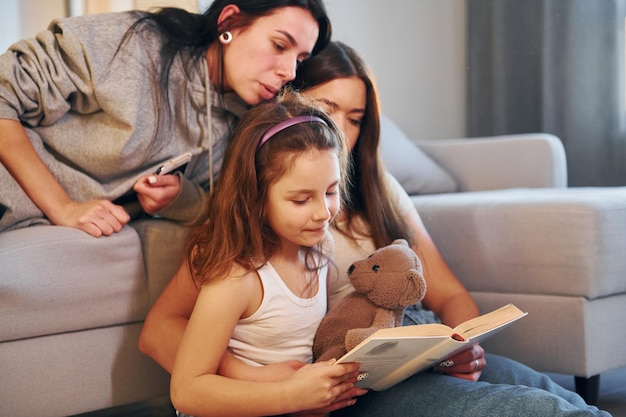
186, 91, 349, 285
291, 41, 414, 248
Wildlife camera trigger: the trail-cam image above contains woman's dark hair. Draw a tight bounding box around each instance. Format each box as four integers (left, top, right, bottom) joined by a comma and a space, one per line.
118, 1, 331, 148
128, 1, 330, 95
291, 41, 414, 248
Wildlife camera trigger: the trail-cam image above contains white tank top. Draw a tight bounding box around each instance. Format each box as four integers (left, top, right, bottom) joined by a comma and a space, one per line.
228, 261, 328, 365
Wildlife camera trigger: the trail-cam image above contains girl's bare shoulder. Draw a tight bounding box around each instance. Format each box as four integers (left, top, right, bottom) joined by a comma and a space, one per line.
204, 263, 261, 292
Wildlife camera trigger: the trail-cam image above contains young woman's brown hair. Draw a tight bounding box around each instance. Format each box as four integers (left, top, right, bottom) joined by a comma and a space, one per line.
291, 41, 414, 248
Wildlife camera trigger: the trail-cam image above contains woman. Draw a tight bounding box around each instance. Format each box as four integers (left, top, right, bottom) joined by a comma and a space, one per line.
0, 1, 330, 237
140, 42, 610, 416
293, 40, 485, 380
295, 41, 609, 416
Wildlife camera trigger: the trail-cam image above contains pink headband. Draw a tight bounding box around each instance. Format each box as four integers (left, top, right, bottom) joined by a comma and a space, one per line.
258, 115, 328, 149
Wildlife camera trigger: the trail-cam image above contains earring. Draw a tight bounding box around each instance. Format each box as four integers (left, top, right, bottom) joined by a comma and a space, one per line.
219, 31, 233, 45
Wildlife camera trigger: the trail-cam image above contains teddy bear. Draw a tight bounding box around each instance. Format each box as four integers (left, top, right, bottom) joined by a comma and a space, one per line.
313, 239, 427, 362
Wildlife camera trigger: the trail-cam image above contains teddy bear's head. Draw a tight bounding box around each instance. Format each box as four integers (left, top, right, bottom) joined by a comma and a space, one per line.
347, 239, 426, 309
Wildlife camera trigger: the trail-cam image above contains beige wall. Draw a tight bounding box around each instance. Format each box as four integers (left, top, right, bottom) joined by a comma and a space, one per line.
325, 0, 466, 139
70, 0, 198, 16
0, 0, 466, 139
19, 0, 66, 42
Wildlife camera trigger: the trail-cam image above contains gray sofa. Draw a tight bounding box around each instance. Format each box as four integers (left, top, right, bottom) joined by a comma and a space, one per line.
380, 115, 626, 405
2, 116, 625, 416
0, 219, 188, 417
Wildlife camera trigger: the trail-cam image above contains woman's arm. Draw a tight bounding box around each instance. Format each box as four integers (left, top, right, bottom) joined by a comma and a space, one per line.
0, 19, 140, 235
403, 200, 486, 381
385, 173, 479, 325
0, 119, 130, 236
386, 173, 485, 380
138, 262, 199, 374
140, 262, 318, 380
405, 208, 480, 326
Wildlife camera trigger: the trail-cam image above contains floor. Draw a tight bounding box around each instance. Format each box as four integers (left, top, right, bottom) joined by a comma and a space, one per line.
546, 367, 626, 417
74, 367, 626, 417
72, 395, 175, 417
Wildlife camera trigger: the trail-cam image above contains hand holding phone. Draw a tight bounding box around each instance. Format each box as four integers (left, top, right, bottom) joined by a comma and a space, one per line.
155, 152, 192, 175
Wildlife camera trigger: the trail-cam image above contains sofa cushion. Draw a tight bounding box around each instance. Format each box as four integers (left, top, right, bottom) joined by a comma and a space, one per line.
379, 114, 458, 194
412, 187, 626, 299
129, 218, 190, 307
0, 225, 148, 342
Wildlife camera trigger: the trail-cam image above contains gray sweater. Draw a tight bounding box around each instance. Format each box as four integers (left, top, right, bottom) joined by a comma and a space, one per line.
0, 11, 248, 231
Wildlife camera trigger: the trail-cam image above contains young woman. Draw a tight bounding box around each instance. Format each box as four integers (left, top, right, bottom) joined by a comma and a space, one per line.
169, 90, 360, 416
291, 40, 485, 379
0, 1, 330, 237
294, 41, 610, 417
142, 41, 611, 416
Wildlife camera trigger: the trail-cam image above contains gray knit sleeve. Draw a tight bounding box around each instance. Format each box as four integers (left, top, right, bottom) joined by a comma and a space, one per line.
0, 12, 142, 125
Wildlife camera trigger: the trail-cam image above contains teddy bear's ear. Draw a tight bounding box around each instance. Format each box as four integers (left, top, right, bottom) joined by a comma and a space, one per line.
392, 239, 409, 247
399, 270, 427, 305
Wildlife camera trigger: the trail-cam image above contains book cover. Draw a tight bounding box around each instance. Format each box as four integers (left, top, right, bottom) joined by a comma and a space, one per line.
336, 303, 527, 390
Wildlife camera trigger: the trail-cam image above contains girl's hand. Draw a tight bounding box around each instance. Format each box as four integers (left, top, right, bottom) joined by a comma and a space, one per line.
218, 356, 366, 415
433, 343, 486, 381
52, 199, 130, 237
288, 385, 368, 417
133, 174, 181, 214
284, 360, 362, 412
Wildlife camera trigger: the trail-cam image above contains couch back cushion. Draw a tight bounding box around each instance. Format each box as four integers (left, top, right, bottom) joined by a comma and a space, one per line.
0, 225, 148, 343
379, 114, 457, 194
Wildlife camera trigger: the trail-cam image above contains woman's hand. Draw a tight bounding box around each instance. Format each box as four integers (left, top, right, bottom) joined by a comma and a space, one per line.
133, 174, 181, 214
52, 199, 130, 237
433, 343, 486, 381
0, 119, 131, 237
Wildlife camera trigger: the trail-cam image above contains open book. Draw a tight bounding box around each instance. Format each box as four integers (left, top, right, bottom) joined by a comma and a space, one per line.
336, 303, 527, 391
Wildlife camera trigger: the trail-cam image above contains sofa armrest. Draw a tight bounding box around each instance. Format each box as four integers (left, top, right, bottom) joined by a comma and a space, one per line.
412, 187, 626, 299
413, 187, 626, 378
414, 133, 567, 191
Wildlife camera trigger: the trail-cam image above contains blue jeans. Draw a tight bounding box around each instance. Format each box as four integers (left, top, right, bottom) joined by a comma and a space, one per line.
330, 305, 610, 416
178, 359, 610, 417
181, 306, 611, 416
331, 353, 610, 416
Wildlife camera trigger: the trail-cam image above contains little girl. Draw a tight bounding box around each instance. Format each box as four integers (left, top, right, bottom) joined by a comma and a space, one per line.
170, 91, 361, 417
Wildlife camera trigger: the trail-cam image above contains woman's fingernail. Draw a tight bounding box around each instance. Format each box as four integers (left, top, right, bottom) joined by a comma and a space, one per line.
148, 176, 157, 184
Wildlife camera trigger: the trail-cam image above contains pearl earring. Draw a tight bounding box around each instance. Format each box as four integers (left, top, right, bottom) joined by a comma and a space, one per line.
219, 31, 233, 45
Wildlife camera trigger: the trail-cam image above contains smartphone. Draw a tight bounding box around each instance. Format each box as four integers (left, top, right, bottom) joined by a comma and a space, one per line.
155, 152, 192, 175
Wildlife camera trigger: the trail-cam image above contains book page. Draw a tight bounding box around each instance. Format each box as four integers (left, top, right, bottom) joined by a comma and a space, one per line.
453, 304, 527, 340
338, 334, 460, 389
358, 323, 454, 339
